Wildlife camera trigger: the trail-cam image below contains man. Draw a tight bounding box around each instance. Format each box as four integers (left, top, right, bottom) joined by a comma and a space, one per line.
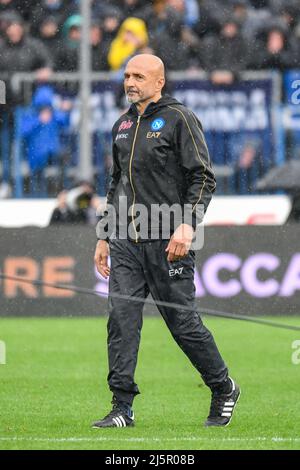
0, 14, 52, 78
93, 54, 240, 428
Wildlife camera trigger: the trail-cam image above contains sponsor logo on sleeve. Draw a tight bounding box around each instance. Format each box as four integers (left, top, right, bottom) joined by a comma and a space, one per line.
116, 133, 129, 141
118, 120, 133, 132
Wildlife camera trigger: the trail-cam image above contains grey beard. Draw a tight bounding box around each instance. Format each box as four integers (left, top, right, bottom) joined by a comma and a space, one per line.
126, 93, 142, 104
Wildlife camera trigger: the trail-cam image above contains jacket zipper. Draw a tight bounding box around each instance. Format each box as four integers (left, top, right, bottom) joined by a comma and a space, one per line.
129, 115, 141, 243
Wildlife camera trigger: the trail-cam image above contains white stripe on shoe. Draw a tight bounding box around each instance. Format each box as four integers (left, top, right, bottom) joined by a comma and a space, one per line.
119, 416, 127, 427
112, 417, 120, 427
229, 377, 235, 392
112, 414, 131, 427
116, 417, 124, 427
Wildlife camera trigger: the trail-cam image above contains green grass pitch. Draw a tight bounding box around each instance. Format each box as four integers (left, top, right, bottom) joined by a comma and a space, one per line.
0, 316, 299, 450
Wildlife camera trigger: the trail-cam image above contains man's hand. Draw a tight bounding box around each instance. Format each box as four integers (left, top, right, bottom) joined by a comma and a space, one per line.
94, 240, 110, 278
165, 224, 194, 262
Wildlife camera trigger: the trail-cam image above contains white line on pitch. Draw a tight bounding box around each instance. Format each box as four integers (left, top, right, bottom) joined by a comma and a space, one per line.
0, 437, 300, 443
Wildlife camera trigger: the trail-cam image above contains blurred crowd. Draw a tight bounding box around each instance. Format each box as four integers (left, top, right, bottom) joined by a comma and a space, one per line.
1, 0, 300, 202
0, 0, 300, 81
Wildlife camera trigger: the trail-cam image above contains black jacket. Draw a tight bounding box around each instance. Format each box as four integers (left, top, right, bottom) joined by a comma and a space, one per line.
98, 95, 216, 242
0, 35, 52, 74
202, 33, 249, 76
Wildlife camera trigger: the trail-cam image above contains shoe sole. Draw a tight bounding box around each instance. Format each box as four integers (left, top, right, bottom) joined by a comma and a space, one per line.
204, 387, 241, 428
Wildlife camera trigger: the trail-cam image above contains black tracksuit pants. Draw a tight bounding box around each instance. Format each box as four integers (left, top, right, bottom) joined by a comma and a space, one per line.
107, 239, 228, 406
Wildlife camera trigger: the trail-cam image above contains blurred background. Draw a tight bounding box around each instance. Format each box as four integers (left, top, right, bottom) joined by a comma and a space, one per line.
1, 0, 300, 202
1, 3, 300, 449
1, 0, 300, 316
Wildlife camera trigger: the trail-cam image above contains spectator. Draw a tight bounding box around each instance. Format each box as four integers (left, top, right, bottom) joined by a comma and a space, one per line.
90, 21, 110, 72
193, 0, 229, 37
0, 0, 37, 22
139, 0, 191, 70
0, 0, 21, 18
166, 0, 201, 69
277, 2, 300, 33
0, 13, 53, 112
99, 7, 122, 61
202, 17, 248, 84
31, 0, 75, 37
92, 0, 121, 20
231, 0, 272, 42
107, 17, 149, 71
0, 14, 52, 77
249, 21, 298, 70
49, 182, 101, 225
0, 9, 19, 38
139, 0, 182, 43
37, 16, 61, 60
55, 14, 81, 71
120, 0, 146, 19
0, 0, 16, 13
93, 0, 147, 21
168, 0, 200, 28
20, 86, 71, 193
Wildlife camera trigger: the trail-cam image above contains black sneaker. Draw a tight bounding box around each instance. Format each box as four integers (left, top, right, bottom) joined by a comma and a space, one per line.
92, 401, 134, 429
205, 377, 240, 427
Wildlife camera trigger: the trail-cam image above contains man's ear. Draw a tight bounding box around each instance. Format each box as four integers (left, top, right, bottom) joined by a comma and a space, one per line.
157, 77, 165, 92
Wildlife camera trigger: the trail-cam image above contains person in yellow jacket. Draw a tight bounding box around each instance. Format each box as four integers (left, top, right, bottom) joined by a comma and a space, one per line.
108, 17, 149, 71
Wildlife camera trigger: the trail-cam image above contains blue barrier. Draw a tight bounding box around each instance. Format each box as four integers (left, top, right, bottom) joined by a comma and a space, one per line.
0, 74, 287, 197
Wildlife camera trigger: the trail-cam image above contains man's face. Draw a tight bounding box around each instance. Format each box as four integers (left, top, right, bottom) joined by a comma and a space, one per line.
90, 25, 102, 45
124, 64, 158, 105
6, 23, 24, 43
222, 23, 238, 38
267, 31, 284, 53
69, 26, 81, 42
40, 20, 58, 38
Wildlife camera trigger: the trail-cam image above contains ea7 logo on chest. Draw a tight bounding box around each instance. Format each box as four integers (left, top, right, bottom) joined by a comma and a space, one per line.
118, 120, 133, 132
169, 267, 183, 277
147, 131, 161, 139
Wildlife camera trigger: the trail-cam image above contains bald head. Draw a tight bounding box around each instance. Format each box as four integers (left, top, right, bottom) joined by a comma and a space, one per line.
124, 54, 166, 113
127, 54, 165, 80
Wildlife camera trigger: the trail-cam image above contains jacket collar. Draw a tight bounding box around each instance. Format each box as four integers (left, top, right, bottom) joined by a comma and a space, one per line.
128, 94, 180, 118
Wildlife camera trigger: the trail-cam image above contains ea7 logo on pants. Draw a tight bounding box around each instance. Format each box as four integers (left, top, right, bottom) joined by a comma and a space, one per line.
169, 267, 183, 277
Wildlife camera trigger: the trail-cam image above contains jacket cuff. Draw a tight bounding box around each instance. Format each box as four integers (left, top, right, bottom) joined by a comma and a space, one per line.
182, 204, 204, 230
96, 212, 111, 241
